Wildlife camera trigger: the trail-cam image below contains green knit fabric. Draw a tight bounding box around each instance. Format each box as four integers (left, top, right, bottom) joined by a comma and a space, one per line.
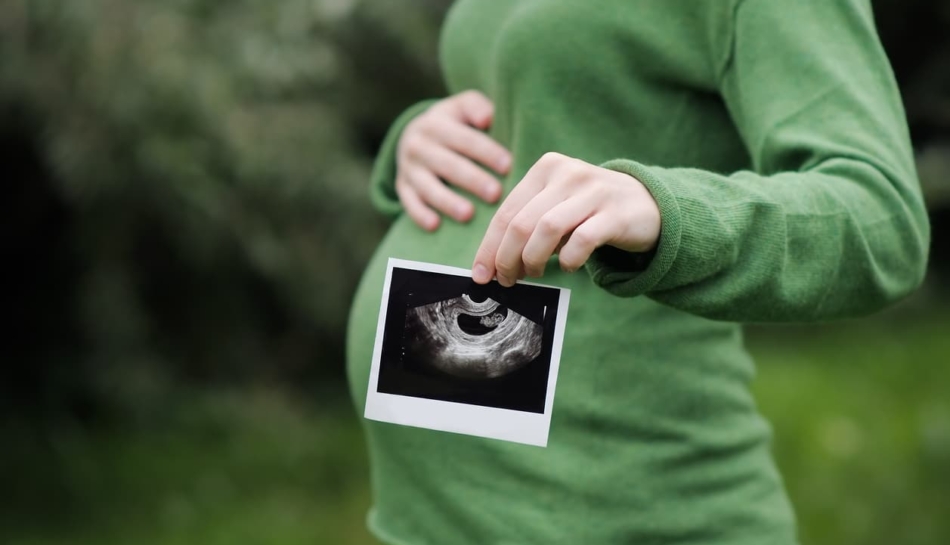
348, 1, 930, 544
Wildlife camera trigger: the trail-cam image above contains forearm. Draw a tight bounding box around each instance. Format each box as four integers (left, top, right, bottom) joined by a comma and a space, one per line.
587, 157, 930, 322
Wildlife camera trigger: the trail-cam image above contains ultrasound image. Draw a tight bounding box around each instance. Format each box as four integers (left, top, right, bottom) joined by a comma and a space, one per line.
406, 294, 543, 379
376, 266, 561, 413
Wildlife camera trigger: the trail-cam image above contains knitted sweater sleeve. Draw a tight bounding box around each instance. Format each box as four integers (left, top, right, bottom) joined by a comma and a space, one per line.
584, 0, 930, 322
368, 99, 441, 218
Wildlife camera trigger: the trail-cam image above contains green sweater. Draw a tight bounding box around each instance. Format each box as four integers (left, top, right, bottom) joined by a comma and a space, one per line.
346, 1, 930, 543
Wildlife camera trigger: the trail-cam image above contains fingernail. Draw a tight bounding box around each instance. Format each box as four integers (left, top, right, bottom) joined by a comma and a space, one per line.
496, 273, 511, 286
496, 155, 511, 173
484, 183, 501, 202
456, 203, 471, 219
473, 263, 489, 283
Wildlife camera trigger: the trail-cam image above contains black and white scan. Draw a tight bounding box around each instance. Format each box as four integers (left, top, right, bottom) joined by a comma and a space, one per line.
405, 293, 543, 379
365, 259, 570, 446
375, 264, 563, 414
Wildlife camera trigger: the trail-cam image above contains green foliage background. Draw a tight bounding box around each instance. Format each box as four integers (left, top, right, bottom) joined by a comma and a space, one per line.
0, 1, 948, 544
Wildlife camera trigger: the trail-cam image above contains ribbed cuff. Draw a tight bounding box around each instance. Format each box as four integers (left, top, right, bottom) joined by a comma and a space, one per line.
369, 99, 441, 218
584, 159, 683, 297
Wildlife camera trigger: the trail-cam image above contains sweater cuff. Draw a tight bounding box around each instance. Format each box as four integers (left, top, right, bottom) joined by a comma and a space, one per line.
584, 159, 683, 297
369, 99, 441, 218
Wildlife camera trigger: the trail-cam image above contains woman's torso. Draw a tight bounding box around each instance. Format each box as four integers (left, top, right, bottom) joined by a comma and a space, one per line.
347, 1, 797, 543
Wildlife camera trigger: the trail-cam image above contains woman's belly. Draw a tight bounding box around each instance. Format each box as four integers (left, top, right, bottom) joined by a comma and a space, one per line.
345, 206, 795, 544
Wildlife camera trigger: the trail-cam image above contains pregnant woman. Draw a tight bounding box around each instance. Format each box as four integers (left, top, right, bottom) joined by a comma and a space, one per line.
346, 1, 930, 543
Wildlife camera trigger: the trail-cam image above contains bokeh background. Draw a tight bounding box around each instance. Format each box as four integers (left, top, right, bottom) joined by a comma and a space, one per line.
1, 1, 948, 544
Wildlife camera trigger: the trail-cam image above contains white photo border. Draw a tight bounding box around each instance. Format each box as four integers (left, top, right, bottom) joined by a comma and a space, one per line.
363, 258, 571, 447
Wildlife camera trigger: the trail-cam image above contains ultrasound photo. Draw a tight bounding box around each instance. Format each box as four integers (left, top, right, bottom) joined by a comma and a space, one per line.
364, 259, 570, 447
406, 293, 543, 380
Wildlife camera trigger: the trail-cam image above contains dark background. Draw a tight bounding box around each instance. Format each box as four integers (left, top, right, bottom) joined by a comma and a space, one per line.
0, 1, 948, 544
377, 267, 559, 413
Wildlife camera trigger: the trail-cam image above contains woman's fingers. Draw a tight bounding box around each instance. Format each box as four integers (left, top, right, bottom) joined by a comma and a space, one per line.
418, 142, 503, 204
472, 156, 561, 285
521, 196, 598, 276
557, 213, 618, 272
406, 165, 475, 223
429, 121, 512, 177
395, 176, 439, 231
494, 189, 573, 281
449, 90, 495, 129
396, 90, 516, 231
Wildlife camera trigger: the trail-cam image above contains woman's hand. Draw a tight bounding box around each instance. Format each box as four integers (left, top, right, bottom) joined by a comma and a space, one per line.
472, 152, 661, 287
396, 90, 513, 231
